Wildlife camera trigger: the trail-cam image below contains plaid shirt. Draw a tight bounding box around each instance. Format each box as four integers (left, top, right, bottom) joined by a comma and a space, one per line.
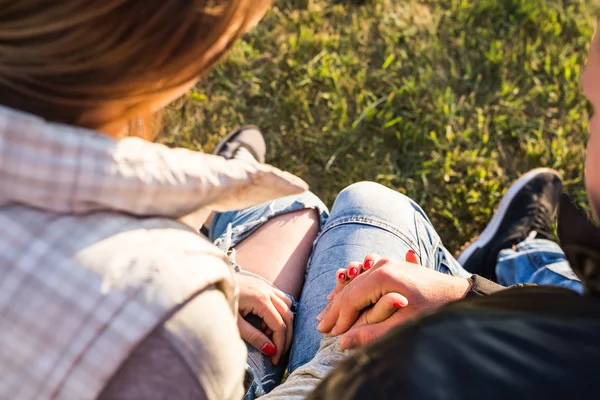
0, 106, 306, 399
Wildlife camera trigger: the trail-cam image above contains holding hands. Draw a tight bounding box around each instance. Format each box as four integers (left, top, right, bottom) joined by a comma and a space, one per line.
317, 252, 471, 350
237, 249, 471, 362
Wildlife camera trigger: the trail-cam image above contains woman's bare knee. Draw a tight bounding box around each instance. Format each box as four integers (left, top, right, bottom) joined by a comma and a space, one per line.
234, 209, 320, 298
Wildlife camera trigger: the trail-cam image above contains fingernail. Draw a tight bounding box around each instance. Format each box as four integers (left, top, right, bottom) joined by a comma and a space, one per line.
330, 324, 338, 336
393, 302, 405, 309
348, 267, 358, 278
364, 258, 374, 270
341, 336, 356, 350
260, 343, 277, 357
405, 250, 418, 264
338, 272, 347, 281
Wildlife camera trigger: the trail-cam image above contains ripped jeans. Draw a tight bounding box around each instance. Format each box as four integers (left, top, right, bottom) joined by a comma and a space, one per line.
208, 182, 582, 399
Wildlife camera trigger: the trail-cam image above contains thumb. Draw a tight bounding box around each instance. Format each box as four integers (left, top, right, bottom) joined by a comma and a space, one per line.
352, 292, 408, 328
339, 317, 398, 350
238, 315, 278, 359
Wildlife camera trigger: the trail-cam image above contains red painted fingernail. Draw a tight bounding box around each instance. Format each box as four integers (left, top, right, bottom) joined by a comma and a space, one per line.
348, 267, 358, 278
364, 258, 374, 270
405, 250, 418, 264
261, 343, 277, 357
393, 302, 404, 309
338, 272, 347, 281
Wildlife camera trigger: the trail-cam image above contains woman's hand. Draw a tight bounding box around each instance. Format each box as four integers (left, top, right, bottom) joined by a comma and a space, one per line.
317, 254, 471, 349
237, 274, 294, 365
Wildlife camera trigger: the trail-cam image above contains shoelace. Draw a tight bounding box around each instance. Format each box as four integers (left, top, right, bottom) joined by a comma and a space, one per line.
527, 202, 555, 239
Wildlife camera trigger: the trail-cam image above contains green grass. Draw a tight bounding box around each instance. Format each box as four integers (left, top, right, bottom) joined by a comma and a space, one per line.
160, 0, 596, 251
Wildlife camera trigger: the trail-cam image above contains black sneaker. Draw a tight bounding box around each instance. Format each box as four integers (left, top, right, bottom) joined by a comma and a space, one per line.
457, 168, 563, 281
213, 125, 266, 164
201, 126, 267, 237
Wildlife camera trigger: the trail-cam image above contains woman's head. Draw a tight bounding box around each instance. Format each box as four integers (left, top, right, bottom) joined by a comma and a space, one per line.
0, 0, 271, 137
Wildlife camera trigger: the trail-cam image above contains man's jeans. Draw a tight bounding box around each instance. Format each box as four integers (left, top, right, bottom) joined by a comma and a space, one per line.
210, 182, 582, 399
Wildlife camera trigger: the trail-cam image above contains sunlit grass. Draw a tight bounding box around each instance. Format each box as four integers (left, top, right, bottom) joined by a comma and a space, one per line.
160, 0, 594, 250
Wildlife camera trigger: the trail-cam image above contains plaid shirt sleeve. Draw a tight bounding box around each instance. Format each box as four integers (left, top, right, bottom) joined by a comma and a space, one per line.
0, 105, 308, 218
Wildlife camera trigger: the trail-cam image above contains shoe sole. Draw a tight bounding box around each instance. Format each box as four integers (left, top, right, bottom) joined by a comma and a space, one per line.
212, 125, 263, 161
456, 168, 562, 266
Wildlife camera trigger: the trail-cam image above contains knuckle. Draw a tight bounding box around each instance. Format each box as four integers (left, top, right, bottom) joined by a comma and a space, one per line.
360, 328, 378, 344
355, 313, 367, 327
282, 297, 293, 308
340, 286, 351, 303
246, 331, 263, 344
257, 291, 270, 304
373, 267, 388, 280
248, 287, 262, 299
283, 309, 294, 322
362, 312, 372, 326
277, 320, 287, 331
269, 317, 286, 332
377, 265, 394, 280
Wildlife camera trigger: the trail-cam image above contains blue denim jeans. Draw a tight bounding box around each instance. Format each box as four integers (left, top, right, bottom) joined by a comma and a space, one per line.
210, 192, 329, 400
210, 182, 582, 399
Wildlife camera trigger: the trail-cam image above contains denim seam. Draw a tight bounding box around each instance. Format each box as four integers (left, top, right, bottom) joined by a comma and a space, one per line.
415, 212, 442, 266
319, 216, 419, 252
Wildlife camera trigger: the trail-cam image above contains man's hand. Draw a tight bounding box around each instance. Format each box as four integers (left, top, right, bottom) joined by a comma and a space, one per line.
317, 254, 471, 349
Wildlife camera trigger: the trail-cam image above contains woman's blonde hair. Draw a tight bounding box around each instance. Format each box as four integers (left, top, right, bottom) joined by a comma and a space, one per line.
0, 0, 270, 137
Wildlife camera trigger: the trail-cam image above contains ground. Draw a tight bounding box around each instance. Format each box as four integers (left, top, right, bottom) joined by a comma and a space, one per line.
160, 0, 596, 251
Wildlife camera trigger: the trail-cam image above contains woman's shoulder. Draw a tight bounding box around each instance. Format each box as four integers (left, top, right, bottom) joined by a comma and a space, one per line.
0, 205, 239, 400
2, 204, 234, 290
